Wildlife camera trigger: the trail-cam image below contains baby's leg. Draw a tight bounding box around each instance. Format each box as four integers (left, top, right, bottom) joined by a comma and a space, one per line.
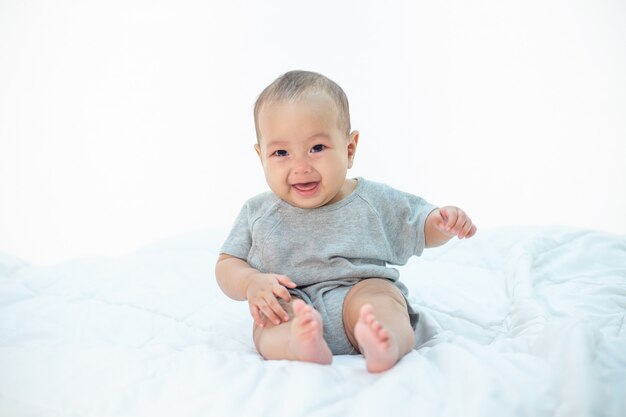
253, 298, 332, 365
342, 279, 415, 372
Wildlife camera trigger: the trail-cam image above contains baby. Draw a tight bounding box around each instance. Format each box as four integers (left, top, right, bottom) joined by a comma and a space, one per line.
215, 70, 476, 372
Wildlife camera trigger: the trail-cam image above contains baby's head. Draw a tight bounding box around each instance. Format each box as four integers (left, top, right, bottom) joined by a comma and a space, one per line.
254, 70, 351, 142
253, 70, 359, 209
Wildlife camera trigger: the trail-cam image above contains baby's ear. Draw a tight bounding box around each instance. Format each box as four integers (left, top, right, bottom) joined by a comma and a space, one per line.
347, 130, 359, 168
254, 144, 266, 166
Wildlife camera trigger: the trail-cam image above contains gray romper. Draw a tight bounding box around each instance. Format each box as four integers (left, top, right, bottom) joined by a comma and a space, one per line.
220, 177, 437, 355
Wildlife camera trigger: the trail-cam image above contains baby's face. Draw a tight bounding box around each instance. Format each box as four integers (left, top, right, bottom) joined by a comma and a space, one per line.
255, 93, 358, 209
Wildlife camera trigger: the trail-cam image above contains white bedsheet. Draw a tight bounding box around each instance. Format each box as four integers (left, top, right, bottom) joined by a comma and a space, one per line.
1, 226, 625, 417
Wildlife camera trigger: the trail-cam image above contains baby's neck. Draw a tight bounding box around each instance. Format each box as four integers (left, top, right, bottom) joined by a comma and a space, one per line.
326, 178, 358, 206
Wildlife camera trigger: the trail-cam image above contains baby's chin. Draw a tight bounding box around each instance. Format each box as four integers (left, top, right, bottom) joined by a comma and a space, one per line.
270, 182, 343, 209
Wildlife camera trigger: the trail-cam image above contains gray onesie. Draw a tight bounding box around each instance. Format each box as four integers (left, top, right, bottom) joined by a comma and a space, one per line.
220, 177, 437, 354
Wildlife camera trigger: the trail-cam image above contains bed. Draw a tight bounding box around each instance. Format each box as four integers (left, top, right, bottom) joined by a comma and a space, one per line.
1, 225, 625, 416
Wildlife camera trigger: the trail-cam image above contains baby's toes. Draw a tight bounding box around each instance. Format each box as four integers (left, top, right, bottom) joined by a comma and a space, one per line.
304, 317, 319, 332
360, 304, 374, 319
378, 327, 390, 341
301, 312, 316, 328
364, 312, 376, 326
373, 319, 383, 331
292, 299, 308, 315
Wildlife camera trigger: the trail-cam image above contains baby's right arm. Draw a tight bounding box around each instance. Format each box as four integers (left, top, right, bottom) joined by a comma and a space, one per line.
215, 254, 297, 327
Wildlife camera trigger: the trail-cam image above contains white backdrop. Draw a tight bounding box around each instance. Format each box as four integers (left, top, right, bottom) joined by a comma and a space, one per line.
1, 0, 625, 265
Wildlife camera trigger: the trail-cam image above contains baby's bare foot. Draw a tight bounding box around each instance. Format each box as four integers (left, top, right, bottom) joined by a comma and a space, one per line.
354, 304, 400, 373
288, 300, 332, 365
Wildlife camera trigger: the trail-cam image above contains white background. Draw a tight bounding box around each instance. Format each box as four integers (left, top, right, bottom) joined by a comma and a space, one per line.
1, 0, 625, 265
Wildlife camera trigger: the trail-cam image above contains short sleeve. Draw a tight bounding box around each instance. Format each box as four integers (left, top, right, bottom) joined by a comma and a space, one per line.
371, 183, 438, 263
219, 203, 253, 261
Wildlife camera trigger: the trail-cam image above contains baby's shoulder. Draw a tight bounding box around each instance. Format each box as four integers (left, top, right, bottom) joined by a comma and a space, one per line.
355, 178, 407, 203
242, 191, 281, 218
356, 178, 425, 214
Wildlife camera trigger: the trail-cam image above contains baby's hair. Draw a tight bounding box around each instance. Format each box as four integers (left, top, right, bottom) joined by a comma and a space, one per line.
253, 70, 351, 142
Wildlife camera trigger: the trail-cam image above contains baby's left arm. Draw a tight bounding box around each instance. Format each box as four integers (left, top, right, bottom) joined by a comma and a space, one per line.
425, 206, 477, 248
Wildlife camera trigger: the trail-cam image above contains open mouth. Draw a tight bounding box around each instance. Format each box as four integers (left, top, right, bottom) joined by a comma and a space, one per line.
292, 182, 320, 196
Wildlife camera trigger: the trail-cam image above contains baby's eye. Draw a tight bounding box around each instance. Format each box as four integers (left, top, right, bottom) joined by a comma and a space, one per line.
311, 144, 326, 153
273, 150, 288, 157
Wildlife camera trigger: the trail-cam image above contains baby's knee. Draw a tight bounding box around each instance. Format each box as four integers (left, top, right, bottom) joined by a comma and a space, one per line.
344, 278, 406, 309
342, 279, 399, 322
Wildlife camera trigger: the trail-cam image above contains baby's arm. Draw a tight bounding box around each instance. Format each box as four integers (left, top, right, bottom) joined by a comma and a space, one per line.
425, 206, 477, 248
215, 254, 297, 327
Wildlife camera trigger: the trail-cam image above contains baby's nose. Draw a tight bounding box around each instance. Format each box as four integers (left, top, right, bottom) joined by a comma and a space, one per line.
291, 157, 313, 175
293, 165, 312, 175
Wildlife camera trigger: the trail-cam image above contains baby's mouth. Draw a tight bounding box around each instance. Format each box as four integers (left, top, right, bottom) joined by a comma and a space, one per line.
292, 182, 320, 196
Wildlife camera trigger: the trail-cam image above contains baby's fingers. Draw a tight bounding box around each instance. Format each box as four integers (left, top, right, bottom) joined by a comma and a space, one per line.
273, 285, 292, 304
441, 207, 459, 232
276, 275, 297, 289
261, 296, 289, 325
250, 304, 265, 328
458, 218, 475, 239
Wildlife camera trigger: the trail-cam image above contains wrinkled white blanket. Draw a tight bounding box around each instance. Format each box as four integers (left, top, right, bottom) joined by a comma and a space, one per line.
1, 226, 625, 417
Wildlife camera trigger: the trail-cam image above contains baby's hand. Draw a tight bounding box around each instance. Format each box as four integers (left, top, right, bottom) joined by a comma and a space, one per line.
245, 273, 297, 327
434, 206, 477, 239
